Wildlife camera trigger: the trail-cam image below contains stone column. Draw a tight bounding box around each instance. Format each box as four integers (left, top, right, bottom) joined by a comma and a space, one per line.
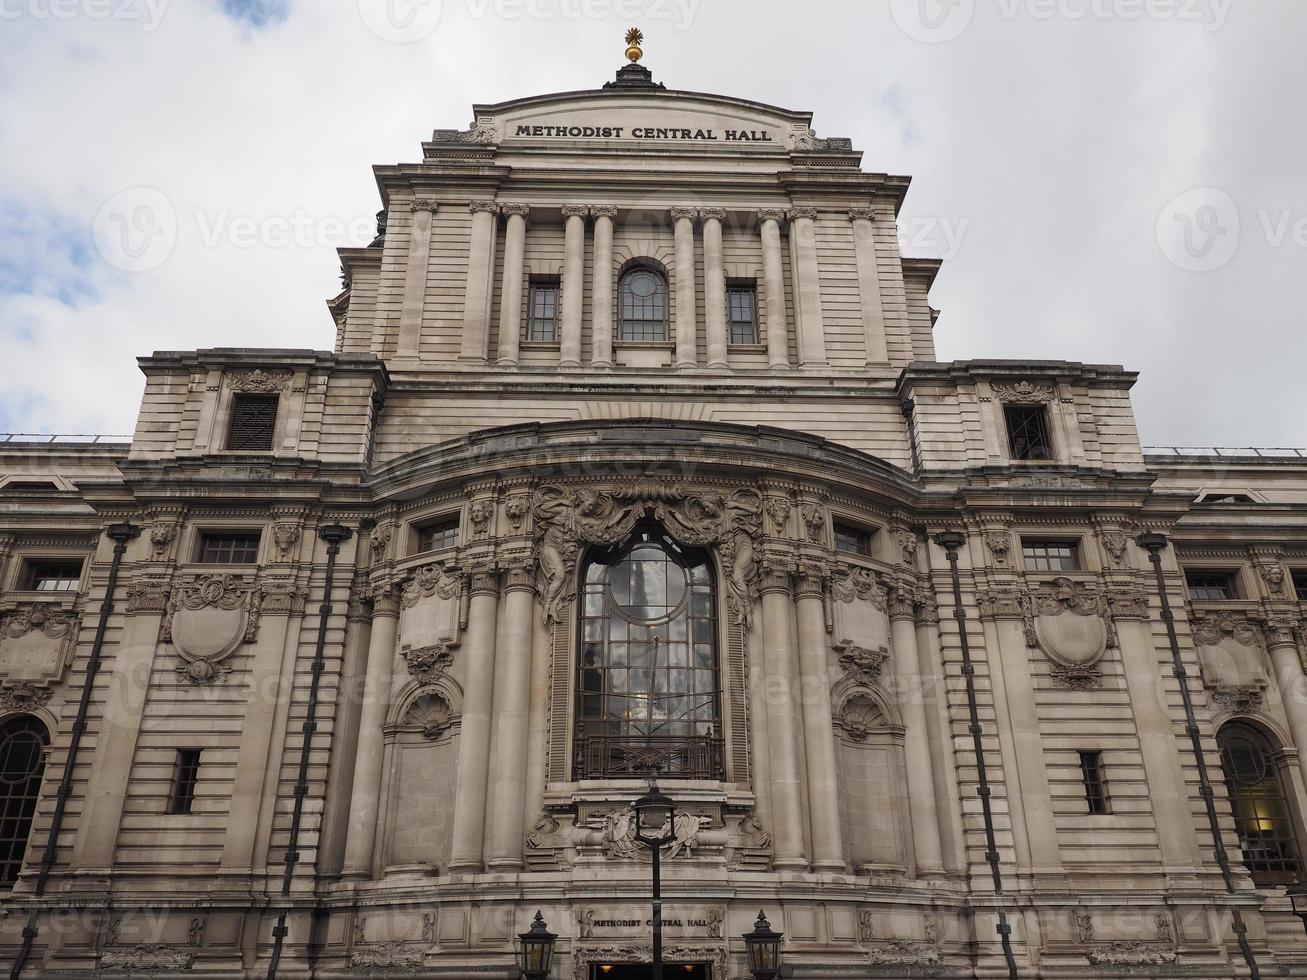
396, 199, 437, 357
848, 208, 890, 365
460, 200, 500, 361
339, 591, 401, 879
496, 204, 530, 366
757, 209, 790, 369
888, 588, 945, 876
559, 205, 589, 368
670, 207, 699, 368
522, 601, 554, 848
915, 599, 968, 874
759, 564, 809, 870
794, 569, 846, 872
701, 207, 729, 368
1266, 620, 1307, 790
745, 610, 774, 838
447, 567, 501, 873
485, 565, 537, 870
590, 206, 617, 367
787, 207, 827, 367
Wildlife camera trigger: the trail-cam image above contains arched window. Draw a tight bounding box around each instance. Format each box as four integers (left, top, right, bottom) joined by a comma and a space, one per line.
618, 266, 669, 342
1217, 722, 1302, 885
0, 716, 49, 886
575, 525, 722, 779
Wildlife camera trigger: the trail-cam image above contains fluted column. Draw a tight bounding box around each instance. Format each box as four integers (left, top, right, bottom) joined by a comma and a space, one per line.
848, 208, 889, 365
460, 200, 500, 361
496, 204, 530, 366
559, 205, 588, 367
590, 206, 616, 367
447, 567, 501, 873
794, 569, 845, 871
760, 564, 809, 870
787, 207, 827, 367
1267, 620, 1307, 789
701, 207, 728, 368
888, 588, 945, 876
396, 199, 437, 357
485, 565, 537, 870
340, 590, 401, 879
670, 207, 699, 368
758, 209, 789, 369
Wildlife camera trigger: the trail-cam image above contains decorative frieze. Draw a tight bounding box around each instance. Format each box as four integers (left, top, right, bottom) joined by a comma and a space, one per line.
1192, 613, 1261, 648
259, 579, 305, 616
1085, 942, 1178, 967
977, 590, 1024, 621
990, 381, 1056, 404
99, 945, 195, 972
867, 939, 941, 967
409, 198, 438, 213
350, 944, 424, 969
0, 681, 54, 713
1210, 685, 1265, 715
126, 577, 170, 614
226, 369, 292, 393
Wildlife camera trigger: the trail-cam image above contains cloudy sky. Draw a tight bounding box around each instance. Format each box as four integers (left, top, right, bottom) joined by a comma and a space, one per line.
0, 0, 1303, 449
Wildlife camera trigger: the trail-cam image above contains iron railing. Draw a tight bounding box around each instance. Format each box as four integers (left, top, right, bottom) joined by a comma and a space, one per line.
1144, 446, 1307, 459
574, 734, 723, 780
0, 434, 131, 445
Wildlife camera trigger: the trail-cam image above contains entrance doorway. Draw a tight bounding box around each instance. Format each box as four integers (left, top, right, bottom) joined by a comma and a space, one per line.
590, 965, 711, 979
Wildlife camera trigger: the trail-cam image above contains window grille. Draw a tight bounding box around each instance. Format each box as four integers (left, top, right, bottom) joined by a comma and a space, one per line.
1005, 404, 1053, 461
0, 717, 48, 886
225, 394, 279, 451
1218, 723, 1302, 885
197, 532, 261, 565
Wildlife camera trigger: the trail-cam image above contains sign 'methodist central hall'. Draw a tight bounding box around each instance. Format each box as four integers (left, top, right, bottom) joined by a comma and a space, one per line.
1, 32, 1306, 980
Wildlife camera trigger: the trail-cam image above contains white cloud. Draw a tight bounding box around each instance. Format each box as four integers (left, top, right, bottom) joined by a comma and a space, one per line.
0, 0, 1303, 447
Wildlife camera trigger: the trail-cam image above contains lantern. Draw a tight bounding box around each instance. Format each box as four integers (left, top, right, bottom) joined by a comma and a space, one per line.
743, 911, 784, 979
632, 781, 676, 841
517, 911, 557, 979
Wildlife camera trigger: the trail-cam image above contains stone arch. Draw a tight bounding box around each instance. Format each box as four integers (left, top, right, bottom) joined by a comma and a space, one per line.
387, 675, 464, 738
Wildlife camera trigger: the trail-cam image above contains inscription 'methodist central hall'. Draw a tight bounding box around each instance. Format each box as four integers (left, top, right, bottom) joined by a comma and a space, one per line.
2, 42, 1307, 980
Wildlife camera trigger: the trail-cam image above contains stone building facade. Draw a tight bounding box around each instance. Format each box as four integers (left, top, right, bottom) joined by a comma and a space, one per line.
1, 52, 1306, 979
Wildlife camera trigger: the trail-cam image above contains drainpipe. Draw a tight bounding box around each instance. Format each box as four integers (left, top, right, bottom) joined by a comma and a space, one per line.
935, 532, 1020, 980
266, 523, 352, 980
1137, 533, 1262, 979
9, 522, 140, 980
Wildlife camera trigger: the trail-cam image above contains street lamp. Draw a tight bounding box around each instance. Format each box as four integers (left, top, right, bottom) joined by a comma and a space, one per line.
517, 911, 557, 980
742, 911, 784, 980
633, 781, 678, 980
1288, 880, 1307, 936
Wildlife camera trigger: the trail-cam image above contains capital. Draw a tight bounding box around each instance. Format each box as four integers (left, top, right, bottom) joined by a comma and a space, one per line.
787, 207, 818, 221
409, 198, 439, 213
794, 569, 826, 600
758, 562, 793, 596
669, 206, 699, 223
847, 207, 876, 222
589, 205, 618, 219
888, 587, 918, 622
371, 589, 402, 619
468, 566, 502, 596
502, 562, 537, 594
1264, 618, 1301, 651
561, 204, 591, 219
468, 200, 500, 215
500, 202, 531, 218
699, 207, 727, 222
757, 208, 787, 224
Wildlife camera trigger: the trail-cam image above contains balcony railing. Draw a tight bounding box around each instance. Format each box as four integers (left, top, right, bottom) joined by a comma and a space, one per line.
1144, 446, 1307, 459
0, 433, 132, 445
573, 733, 723, 781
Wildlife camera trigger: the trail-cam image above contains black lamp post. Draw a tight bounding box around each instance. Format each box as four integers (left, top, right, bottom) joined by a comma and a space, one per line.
1288, 880, 1307, 936
517, 911, 557, 980
633, 781, 678, 980
742, 911, 784, 980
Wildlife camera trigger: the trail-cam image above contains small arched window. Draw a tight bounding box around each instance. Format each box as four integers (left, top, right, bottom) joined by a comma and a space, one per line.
574, 525, 722, 780
618, 266, 669, 342
1217, 722, 1302, 885
0, 716, 49, 886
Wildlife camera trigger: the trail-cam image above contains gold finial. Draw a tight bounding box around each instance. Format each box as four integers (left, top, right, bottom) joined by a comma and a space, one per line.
625, 27, 644, 63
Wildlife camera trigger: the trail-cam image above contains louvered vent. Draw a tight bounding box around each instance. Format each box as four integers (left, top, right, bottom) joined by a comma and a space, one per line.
226, 394, 278, 451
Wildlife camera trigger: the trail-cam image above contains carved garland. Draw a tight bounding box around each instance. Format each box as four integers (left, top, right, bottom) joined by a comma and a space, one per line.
226, 369, 293, 393
991, 381, 1056, 404
532, 483, 763, 628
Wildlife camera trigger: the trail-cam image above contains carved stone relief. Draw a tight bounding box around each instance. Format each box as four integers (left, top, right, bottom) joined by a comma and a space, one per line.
765, 496, 793, 538
398, 563, 463, 654
226, 369, 292, 393
990, 381, 1055, 404
149, 522, 178, 560
1021, 578, 1115, 689
0, 603, 82, 693
1100, 532, 1129, 568
350, 944, 424, 969
596, 808, 708, 861
801, 503, 827, 545
1085, 942, 1178, 967
830, 566, 890, 658
1193, 613, 1268, 710
532, 483, 763, 628
1259, 562, 1287, 596
893, 528, 918, 566
99, 946, 195, 972
162, 575, 258, 685
504, 496, 530, 532
271, 523, 300, 561
400, 691, 456, 741
867, 939, 942, 967
984, 531, 1012, 569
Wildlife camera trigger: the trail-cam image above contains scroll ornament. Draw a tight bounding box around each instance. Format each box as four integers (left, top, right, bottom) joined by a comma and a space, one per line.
532, 483, 763, 628
99, 946, 195, 972
991, 381, 1055, 404
226, 369, 292, 393
162, 575, 258, 685
1022, 578, 1115, 689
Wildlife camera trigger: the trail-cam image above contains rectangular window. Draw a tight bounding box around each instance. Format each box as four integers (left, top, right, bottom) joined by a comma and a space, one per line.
834, 523, 873, 556
169, 749, 202, 815
1292, 570, 1307, 601
225, 394, 279, 452
1004, 404, 1054, 461
416, 517, 460, 553
197, 532, 261, 565
22, 559, 84, 593
727, 283, 759, 345
1079, 751, 1110, 815
526, 278, 560, 343
1022, 540, 1081, 572
1187, 570, 1239, 601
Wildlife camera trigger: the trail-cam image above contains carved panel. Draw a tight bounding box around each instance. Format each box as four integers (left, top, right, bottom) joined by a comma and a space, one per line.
1022, 577, 1115, 688
830, 566, 889, 656
399, 563, 463, 652
226, 369, 292, 393
1193, 613, 1268, 705
162, 575, 258, 685
0, 603, 81, 693
991, 381, 1055, 404
99, 946, 195, 972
